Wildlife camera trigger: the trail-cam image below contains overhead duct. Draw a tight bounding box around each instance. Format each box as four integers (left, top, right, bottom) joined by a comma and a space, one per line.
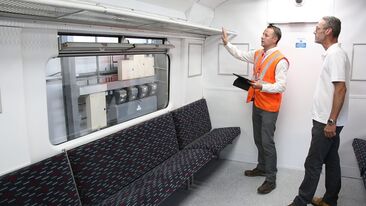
0, 0, 236, 38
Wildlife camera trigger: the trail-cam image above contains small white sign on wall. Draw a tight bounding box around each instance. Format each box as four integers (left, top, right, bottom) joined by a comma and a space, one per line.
188, 43, 203, 77
218, 43, 249, 76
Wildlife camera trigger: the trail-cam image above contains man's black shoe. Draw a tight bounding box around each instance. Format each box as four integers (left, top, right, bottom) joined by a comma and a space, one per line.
244, 168, 265, 177
257, 180, 276, 194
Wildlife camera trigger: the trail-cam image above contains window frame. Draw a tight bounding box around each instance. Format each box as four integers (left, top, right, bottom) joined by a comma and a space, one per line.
46, 33, 171, 144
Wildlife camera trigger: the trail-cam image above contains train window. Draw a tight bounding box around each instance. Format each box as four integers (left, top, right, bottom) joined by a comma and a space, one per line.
59, 35, 119, 43
46, 35, 170, 144
126, 37, 164, 44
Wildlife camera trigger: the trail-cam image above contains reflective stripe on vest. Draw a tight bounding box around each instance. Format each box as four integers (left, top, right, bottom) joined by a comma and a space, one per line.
246, 49, 287, 112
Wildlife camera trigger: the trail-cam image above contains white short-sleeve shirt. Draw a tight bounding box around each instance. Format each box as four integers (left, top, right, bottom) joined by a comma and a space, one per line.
312, 43, 350, 126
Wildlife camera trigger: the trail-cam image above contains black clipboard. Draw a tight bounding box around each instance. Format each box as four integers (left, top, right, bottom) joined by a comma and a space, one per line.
232, 73, 251, 91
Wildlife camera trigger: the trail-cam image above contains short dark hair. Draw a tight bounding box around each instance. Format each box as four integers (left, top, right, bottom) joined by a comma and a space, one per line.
267, 24, 282, 44
322, 16, 341, 38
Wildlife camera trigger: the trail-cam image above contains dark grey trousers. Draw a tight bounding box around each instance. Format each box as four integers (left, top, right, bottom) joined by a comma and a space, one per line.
293, 120, 343, 206
252, 105, 279, 183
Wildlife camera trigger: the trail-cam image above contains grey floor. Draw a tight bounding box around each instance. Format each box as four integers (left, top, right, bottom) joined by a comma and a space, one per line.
161, 159, 366, 206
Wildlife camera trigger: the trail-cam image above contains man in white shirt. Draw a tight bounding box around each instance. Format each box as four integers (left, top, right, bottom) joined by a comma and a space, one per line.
289, 16, 350, 206
222, 25, 289, 194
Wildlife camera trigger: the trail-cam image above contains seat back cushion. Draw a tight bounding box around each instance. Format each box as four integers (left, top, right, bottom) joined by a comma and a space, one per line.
171, 99, 212, 149
67, 113, 178, 205
0, 152, 81, 206
353, 138, 366, 176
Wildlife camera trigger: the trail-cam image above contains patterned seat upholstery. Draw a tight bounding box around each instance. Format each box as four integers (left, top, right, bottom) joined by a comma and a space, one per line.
171, 99, 212, 149
172, 99, 241, 154
352, 138, 366, 188
101, 148, 212, 206
0, 99, 239, 206
185, 127, 241, 156
0, 152, 81, 206
68, 112, 212, 205
67, 113, 179, 205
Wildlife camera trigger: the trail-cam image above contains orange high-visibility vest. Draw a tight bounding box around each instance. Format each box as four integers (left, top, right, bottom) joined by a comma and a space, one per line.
246, 49, 289, 112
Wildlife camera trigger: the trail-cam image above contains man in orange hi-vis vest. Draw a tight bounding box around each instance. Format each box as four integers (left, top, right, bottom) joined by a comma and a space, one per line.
222, 25, 289, 194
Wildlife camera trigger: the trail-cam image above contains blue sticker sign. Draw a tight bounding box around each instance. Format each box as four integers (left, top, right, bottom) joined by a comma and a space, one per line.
295, 39, 306, 48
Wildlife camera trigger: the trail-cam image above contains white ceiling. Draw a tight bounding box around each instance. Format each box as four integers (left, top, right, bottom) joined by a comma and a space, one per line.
136, 0, 228, 11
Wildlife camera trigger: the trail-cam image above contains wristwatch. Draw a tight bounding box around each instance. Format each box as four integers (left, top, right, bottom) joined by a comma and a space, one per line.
327, 118, 336, 126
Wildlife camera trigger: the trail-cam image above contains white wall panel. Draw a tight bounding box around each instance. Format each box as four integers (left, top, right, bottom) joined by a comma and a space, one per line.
0, 27, 30, 175
21, 28, 60, 162
167, 38, 185, 107
218, 43, 249, 76
183, 39, 204, 104
351, 44, 366, 81
188, 43, 202, 77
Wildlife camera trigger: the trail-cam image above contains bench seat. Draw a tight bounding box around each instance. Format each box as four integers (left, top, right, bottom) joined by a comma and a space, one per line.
101, 148, 211, 205
67, 113, 213, 205
352, 138, 366, 189
0, 99, 240, 206
185, 127, 241, 155
0, 152, 81, 206
172, 99, 241, 156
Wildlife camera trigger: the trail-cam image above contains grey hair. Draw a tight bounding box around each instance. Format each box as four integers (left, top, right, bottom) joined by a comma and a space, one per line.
322, 16, 341, 38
